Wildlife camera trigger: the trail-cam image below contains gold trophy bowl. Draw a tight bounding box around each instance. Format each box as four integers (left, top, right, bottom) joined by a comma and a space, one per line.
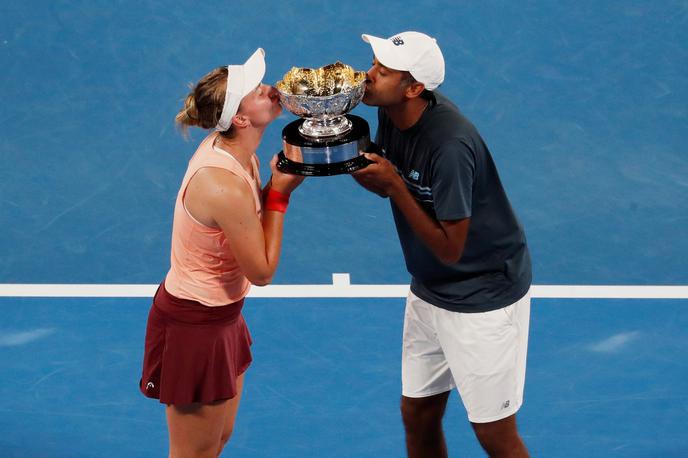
276, 62, 367, 139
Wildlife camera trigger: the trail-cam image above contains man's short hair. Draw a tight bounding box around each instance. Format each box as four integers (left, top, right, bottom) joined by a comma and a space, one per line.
402, 72, 435, 101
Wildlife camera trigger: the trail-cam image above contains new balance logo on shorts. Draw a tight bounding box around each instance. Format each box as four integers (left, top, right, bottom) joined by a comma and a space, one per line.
146, 382, 155, 390
392, 36, 404, 46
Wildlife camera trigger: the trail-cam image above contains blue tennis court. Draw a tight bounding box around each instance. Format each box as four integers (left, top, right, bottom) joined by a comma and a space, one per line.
1, 1, 687, 456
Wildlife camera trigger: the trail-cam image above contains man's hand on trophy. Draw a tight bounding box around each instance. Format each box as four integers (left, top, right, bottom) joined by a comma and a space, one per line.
352, 152, 403, 198
269, 154, 305, 195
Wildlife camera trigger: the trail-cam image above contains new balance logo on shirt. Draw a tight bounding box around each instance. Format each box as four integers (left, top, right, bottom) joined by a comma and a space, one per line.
394, 165, 432, 204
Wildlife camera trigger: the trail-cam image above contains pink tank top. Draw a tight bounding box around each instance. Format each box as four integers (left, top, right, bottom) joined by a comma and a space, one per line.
164, 132, 262, 306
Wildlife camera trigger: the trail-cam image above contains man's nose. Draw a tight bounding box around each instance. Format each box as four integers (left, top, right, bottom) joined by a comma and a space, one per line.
366, 68, 375, 82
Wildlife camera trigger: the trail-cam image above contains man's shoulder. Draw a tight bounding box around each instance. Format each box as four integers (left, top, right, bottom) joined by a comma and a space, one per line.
427, 93, 470, 129
423, 93, 481, 148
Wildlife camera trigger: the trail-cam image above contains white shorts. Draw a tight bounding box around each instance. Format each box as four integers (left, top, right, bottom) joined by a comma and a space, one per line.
401, 289, 531, 423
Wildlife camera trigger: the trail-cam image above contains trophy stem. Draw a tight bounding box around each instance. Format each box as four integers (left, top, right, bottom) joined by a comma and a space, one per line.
298, 115, 353, 139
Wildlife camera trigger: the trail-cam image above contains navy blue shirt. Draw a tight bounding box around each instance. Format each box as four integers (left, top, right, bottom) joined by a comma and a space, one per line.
376, 92, 532, 312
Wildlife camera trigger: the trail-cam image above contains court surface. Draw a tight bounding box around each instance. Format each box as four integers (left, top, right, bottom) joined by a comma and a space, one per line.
1, 1, 687, 456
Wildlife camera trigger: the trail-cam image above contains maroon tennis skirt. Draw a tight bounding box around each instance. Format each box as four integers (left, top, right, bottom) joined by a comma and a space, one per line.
139, 282, 252, 405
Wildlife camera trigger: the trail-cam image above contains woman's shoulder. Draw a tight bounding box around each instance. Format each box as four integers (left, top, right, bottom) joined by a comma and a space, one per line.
190, 167, 252, 201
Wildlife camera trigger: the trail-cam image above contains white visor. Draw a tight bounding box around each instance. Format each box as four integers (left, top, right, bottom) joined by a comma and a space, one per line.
216, 48, 266, 131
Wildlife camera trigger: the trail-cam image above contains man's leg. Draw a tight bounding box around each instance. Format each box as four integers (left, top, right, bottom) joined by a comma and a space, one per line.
471, 414, 529, 458
434, 290, 531, 457
401, 292, 457, 457
401, 391, 451, 458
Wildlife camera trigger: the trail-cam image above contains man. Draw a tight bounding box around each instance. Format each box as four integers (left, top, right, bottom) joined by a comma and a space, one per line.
353, 31, 532, 458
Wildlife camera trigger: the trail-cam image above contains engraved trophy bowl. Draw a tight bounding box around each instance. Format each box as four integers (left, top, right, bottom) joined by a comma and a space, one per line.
275, 62, 376, 176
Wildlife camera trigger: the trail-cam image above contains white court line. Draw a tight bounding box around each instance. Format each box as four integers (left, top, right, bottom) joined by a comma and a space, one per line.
0, 273, 687, 299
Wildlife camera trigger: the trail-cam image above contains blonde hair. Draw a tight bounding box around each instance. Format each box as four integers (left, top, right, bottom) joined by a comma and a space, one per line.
175, 67, 236, 138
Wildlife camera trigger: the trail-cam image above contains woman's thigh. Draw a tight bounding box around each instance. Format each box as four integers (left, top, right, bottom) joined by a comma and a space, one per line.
220, 372, 245, 440
166, 399, 231, 457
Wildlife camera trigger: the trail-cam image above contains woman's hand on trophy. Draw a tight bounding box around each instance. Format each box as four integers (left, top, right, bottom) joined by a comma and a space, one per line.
269, 153, 305, 195
351, 152, 403, 198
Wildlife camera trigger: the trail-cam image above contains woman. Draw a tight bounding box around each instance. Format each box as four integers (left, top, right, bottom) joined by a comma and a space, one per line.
140, 48, 303, 457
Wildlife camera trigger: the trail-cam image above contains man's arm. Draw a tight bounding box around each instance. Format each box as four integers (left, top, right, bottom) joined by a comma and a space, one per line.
353, 152, 470, 265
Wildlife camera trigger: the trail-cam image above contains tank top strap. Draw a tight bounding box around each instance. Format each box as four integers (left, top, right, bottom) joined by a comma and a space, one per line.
250, 154, 262, 189
179, 132, 263, 214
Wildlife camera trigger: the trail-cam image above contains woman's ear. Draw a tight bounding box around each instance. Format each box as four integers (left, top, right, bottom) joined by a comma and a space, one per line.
231, 114, 251, 129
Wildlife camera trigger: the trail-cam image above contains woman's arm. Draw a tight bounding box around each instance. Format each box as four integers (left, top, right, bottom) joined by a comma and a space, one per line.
185, 156, 303, 286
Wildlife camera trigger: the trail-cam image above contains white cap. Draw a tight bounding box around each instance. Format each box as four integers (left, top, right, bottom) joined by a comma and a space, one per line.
216, 48, 266, 131
361, 31, 444, 90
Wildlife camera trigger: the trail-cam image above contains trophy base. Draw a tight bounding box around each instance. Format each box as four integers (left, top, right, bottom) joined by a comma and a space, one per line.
278, 114, 373, 176
276, 151, 371, 176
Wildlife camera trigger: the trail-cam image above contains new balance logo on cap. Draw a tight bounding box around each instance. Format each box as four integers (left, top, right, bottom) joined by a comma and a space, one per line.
392, 36, 405, 46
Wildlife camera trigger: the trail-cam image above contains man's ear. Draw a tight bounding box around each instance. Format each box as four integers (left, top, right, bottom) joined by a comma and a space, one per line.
404, 82, 426, 99
231, 114, 251, 129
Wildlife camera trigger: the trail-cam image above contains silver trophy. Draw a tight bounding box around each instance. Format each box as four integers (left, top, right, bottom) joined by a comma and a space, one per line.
275, 62, 376, 176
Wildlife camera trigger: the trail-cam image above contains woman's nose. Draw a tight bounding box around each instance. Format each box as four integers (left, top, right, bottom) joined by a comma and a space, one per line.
266, 85, 279, 100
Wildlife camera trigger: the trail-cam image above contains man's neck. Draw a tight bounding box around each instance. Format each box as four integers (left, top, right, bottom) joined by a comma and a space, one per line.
384, 97, 429, 131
